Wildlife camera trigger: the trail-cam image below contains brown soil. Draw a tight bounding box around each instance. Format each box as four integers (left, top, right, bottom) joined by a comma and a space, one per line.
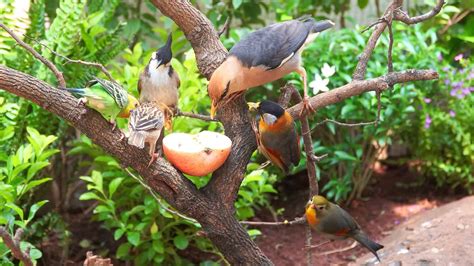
252, 165, 465, 265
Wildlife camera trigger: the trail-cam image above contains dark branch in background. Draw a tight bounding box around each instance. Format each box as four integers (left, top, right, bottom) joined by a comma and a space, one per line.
217, 17, 231, 37
0, 23, 66, 88
0, 227, 33, 266
25, 36, 116, 83
387, 20, 394, 73
176, 109, 217, 122
313, 118, 377, 128
394, 0, 446, 24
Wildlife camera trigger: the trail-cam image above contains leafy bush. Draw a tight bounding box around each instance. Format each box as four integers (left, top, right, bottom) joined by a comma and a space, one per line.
401, 56, 473, 191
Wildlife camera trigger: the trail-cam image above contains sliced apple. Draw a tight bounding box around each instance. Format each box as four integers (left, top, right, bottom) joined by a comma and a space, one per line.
163, 131, 232, 176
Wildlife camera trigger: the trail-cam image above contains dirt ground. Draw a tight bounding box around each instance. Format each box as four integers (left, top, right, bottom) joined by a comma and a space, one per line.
355, 195, 474, 265
253, 165, 466, 265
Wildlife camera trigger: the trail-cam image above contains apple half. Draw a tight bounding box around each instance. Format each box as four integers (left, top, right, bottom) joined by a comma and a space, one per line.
163, 131, 232, 176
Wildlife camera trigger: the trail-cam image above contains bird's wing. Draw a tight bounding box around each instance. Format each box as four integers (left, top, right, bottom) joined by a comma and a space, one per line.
129, 103, 164, 132
229, 19, 310, 70
92, 77, 129, 110
319, 204, 359, 236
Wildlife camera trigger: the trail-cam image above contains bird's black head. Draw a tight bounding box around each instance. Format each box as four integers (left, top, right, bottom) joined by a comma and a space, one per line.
258, 100, 285, 118
151, 33, 173, 67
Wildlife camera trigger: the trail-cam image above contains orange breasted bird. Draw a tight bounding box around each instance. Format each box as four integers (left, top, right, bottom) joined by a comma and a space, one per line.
138, 33, 180, 130
208, 17, 334, 118
128, 102, 165, 167
305, 195, 384, 261
248, 100, 300, 173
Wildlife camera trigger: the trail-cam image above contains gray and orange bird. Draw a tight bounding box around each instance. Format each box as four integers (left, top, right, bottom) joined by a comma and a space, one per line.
248, 100, 300, 173
138, 33, 180, 130
305, 195, 384, 261
208, 17, 334, 118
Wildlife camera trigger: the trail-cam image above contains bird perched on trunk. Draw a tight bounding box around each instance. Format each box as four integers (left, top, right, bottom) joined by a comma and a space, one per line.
138, 33, 180, 130
248, 100, 300, 173
66, 77, 138, 128
128, 102, 165, 167
208, 17, 334, 118
305, 195, 384, 261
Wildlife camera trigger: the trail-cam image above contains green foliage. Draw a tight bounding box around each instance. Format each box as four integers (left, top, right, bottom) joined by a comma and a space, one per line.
0, 122, 58, 264
401, 57, 473, 191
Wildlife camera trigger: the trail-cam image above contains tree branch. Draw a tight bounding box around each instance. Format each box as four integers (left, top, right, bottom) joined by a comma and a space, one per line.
176, 109, 216, 122
0, 227, 33, 266
394, 0, 446, 24
0, 23, 66, 88
288, 69, 438, 120
240, 216, 306, 226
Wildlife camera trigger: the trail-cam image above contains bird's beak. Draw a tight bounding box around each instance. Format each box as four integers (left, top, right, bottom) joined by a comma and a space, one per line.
247, 102, 259, 111
156, 60, 162, 69
210, 101, 217, 119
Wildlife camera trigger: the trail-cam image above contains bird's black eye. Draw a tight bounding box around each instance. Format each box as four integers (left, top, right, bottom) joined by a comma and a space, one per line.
318, 206, 324, 210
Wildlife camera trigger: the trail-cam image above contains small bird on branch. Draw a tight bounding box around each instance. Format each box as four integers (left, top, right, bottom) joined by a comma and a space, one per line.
208, 16, 334, 118
305, 195, 384, 261
248, 100, 300, 173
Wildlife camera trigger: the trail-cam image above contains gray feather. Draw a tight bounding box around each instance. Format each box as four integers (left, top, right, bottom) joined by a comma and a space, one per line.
229, 17, 333, 69
128, 132, 145, 149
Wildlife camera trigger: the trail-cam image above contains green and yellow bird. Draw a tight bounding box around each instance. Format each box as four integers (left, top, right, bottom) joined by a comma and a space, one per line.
66, 77, 138, 127
305, 195, 384, 261
248, 100, 300, 173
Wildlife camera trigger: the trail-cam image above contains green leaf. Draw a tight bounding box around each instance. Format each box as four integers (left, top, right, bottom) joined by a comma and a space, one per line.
173, 234, 189, 250
116, 243, 131, 258
114, 228, 125, 240
108, 177, 124, 198
357, 0, 369, 9
5, 203, 24, 221
27, 200, 48, 223
127, 231, 140, 246
334, 151, 357, 161
79, 192, 101, 201
27, 162, 50, 180
152, 240, 164, 254
232, 0, 243, 9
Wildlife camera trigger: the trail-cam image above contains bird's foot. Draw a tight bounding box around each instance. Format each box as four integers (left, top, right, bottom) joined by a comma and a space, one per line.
77, 97, 87, 106
118, 131, 125, 141
299, 96, 315, 116
109, 120, 117, 131
147, 153, 159, 168
164, 118, 173, 132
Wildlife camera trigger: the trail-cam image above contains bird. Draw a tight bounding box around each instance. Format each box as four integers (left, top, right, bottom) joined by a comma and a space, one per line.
248, 100, 300, 173
138, 33, 180, 130
128, 102, 165, 167
305, 195, 384, 261
208, 16, 334, 118
66, 77, 138, 128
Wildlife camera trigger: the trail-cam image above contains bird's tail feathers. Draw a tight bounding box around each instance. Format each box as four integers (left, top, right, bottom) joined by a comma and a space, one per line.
352, 231, 384, 262
128, 132, 146, 149
64, 88, 86, 98
311, 20, 335, 33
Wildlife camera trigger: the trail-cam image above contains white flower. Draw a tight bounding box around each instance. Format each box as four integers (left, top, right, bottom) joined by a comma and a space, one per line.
309, 73, 329, 95
321, 63, 336, 78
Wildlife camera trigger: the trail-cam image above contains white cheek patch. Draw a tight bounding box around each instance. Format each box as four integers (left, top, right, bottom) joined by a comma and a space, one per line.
151, 52, 157, 60
262, 113, 277, 125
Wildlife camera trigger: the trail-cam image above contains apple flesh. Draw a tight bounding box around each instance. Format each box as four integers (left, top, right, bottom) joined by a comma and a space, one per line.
162, 131, 232, 176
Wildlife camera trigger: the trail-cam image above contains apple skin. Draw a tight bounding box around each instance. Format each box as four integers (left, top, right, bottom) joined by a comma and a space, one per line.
162, 131, 232, 176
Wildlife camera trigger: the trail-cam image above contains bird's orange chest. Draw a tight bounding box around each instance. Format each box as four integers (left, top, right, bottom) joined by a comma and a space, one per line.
258, 112, 293, 133
305, 207, 320, 227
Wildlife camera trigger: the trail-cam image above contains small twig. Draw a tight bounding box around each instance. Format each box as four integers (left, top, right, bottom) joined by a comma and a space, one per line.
306, 225, 312, 266
176, 109, 217, 122
24, 35, 116, 83
306, 240, 332, 250
375, 89, 382, 126
313, 118, 378, 129
439, 8, 472, 34
217, 17, 230, 37
394, 0, 446, 25
0, 227, 34, 266
316, 240, 358, 256
387, 19, 394, 73
361, 18, 385, 33
124, 168, 198, 224
282, 84, 319, 196
240, 216, 306, 226
0, 23, 66, 88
